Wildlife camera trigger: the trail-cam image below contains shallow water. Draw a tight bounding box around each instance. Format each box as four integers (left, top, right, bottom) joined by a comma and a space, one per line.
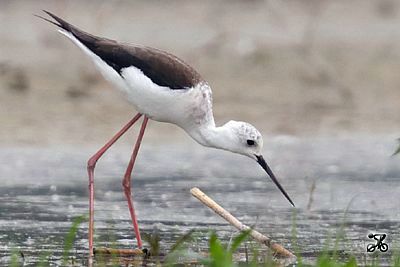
0, 136, 399, 266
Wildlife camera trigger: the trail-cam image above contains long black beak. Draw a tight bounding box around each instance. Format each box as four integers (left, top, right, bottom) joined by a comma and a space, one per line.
256, 155, 295, 207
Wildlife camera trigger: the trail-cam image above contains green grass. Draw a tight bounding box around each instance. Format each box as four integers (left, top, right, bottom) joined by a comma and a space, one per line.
201, 230, 251, 267
62, 215, 85, 265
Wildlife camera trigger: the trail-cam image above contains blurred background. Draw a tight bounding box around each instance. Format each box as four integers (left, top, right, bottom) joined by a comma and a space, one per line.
1, 0, 399, 145
0, 0, 399, 265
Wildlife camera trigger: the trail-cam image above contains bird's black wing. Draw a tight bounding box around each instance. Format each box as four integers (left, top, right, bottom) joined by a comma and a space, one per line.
38, 10, 203, 89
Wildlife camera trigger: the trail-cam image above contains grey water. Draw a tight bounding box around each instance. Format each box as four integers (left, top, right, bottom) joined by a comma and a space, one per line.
0, 136, 399, 266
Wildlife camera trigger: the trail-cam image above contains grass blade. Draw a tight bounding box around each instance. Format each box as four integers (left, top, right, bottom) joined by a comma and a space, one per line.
62, 215, 85, 265
209, 232, 229, 266
229, 229, 251, 254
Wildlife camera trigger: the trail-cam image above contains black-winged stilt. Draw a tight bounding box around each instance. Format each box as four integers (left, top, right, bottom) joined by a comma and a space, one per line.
37, 11, 295, 256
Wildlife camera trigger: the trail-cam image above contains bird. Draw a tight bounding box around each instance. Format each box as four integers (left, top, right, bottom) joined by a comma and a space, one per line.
37, 10, 295, 257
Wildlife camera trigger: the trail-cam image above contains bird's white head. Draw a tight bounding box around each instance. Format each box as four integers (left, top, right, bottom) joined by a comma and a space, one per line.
218, 120, 264, 159
207, 120, 295, 207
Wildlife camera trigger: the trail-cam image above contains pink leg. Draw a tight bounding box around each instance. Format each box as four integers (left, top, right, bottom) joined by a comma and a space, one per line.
122, 116, 149, 249
87, 113, 142, 257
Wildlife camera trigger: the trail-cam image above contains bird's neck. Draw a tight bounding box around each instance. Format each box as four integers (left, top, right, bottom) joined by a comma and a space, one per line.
187, 123, 233, 151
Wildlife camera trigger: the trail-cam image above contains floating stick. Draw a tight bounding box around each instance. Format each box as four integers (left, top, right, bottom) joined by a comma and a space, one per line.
190, 187, 296, 261
93, 247, 145, 256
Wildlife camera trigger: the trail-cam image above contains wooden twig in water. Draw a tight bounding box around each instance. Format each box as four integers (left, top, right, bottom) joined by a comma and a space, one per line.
93, 247, 145, 256
190, 187, 296, 261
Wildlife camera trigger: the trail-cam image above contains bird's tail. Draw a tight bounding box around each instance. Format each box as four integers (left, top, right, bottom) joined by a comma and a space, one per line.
35, 10, 73, 32
35, 10, 127, 92
35, 10, 101, 49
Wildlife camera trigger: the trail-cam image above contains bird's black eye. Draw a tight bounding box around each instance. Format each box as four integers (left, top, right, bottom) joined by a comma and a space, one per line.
247, 140, 255, 146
